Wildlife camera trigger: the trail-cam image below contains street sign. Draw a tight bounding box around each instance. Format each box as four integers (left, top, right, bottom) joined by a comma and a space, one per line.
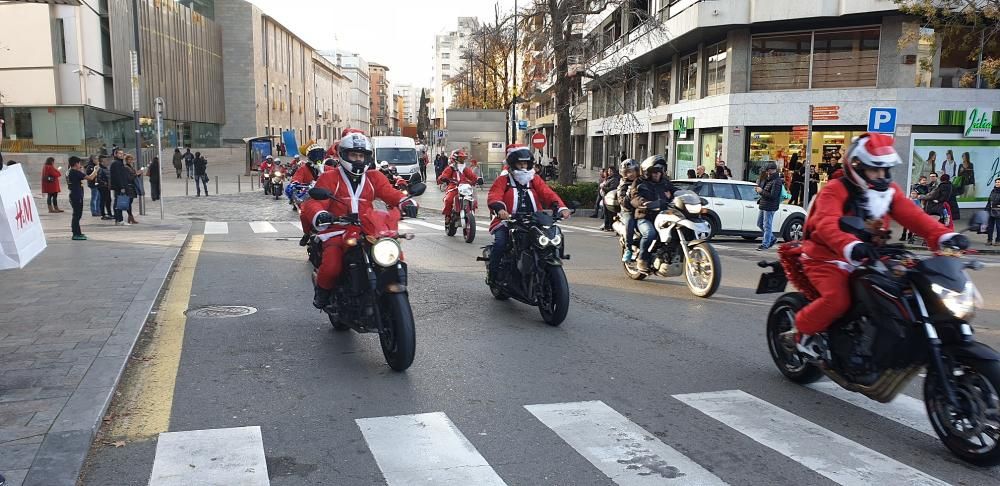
436, 129, 447, 140
531, 133, 546, 149
811, 105, 840, 121
518, 120, 528, 130
867, 107, 897, 133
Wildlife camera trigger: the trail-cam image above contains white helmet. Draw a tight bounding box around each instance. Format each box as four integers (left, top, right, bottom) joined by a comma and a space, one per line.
338, 132, 373, 176
378, 161, 390, 171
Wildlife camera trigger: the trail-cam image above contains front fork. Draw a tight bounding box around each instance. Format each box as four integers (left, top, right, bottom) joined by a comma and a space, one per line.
913, 290, 962, 408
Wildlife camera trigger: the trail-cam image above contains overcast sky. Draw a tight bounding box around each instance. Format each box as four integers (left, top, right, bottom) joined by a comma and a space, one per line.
247, 0, 515, 88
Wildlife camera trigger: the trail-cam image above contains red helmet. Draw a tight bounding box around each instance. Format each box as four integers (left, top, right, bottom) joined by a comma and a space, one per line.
341, 127, 365, 138
450, 149, 468, 164
844, 133, 900, 192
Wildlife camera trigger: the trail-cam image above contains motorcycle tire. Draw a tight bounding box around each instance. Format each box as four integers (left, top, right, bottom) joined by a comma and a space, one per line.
328, 313, 349, 331
489, 284, 509, 300
766, 292, 822, 383
446, 219, 458, 237
622, 243, 646, 281
538, 266, 570, 326
379, 293, 416, 371
685, 242, 721, 298
924, 357, 1000, 466
273, 183, 282, 200
464, 212, 476, 243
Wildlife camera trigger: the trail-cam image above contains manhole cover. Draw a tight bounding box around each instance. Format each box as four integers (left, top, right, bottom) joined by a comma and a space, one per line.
186, 305, 257, 318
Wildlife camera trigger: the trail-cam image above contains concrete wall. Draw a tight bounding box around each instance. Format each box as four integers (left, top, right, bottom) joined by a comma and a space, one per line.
216, 0, 257, 140
0, 3, 57, 105
443, 110, 506, 153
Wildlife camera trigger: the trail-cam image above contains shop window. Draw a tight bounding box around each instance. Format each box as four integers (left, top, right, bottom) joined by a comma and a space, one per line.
812, 29, 879, 89
655, 64, 671, 106
751, 33, 811, 90
679, 53, 698, 101
706, 41, 727, 96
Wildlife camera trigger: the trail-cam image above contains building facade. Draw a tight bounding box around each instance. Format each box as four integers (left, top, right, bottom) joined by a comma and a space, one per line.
322, 50, 371, 135
369, 62, 392, 136
394, 84, 418, 125
312, 53, 352, 147
577, 0, 998, 200
430, 17, 479, 128
0, 0, 225, 154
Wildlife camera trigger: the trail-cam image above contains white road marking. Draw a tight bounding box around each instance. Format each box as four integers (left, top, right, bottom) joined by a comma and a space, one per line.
356, 412, 507, 486
397, 222, 414, 231
203, 222, 229, 234
558, 223, 610, 234
149, 426, 269, 485
805, 381, 935, 437
289, 220, 302, 231
249, 221, 278, 233
525, 400, 727, 485
405, 219, 447, 231
674, 390, 947, 486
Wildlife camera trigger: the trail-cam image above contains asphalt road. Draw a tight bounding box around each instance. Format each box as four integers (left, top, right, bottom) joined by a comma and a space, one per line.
79, 191, 1000, 485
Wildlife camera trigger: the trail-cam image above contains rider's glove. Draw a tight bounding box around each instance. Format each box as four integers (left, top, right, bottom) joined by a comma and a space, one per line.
850, 242, 878, 263
941, 234, 970, 250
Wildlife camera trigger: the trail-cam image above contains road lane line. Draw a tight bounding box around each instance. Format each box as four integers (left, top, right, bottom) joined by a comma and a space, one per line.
398, 222, 414, 231
203, 221, 228, 234
525, 400, 727, 485
558, 223, 609, 234
149, 426, 269, 485
405, 219, 447, 231
357, 412, 507, 486
673, 390, 948, 486
107, 235, 204, 439
249, 221, 278, 233
805, 382, 935, 437
289, 220, 303, 231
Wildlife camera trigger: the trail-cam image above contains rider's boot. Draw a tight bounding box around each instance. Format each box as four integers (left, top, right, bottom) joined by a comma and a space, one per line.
313, 286, 331, 309
622, 248, 634, 262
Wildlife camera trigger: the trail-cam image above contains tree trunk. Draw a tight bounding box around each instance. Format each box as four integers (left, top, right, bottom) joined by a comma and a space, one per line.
551, 0, 574, 185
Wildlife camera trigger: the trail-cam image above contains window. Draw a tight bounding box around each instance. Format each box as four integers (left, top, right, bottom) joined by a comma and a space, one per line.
442, 74, 451, 81
624, 79, 636, 112
442, 53, 450, 59
706, 41, 727, 96
678, 53, 698, 101
751, 33, 812, 90
655, 64, 671, 106
442, 64, 451, 71
736, 185, 759, 201
636, 72, 648, 110
811, 29, 879, 88
710, 183, 737, 200
53, 19, 66, 64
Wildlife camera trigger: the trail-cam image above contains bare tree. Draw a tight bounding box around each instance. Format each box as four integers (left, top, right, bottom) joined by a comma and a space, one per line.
417, 88, 432, 141
447, 12, 518, 110
896, 0, 1000, 87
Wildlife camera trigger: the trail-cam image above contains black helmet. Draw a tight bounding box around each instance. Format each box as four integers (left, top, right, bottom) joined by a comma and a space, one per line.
639, 155, 667, 179
505, 147, 534, 171
306, 144, 326, 163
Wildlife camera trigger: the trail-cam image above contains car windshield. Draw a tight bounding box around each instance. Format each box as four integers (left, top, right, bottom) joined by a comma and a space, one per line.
376, 148, 418, 165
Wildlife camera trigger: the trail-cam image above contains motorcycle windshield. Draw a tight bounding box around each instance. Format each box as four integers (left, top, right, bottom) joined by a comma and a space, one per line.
362, 207, 401, 238
916, 256, 969, 292
533, 211, 555, 227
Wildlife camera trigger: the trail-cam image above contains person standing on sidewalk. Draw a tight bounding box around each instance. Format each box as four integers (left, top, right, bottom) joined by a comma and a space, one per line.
41, 157, 64, 213
124, 155, 140, 225
96, 155, 113, 220
148, 156, 161, 201
67, 156, 97, 240
755, 161, 782, 250
85, 155, 101, 216
110, 151, 129, 225
986, 178, 1000, 246
183, 148, 195, 178
194, 152, 209, 196
172, 148, 183, 178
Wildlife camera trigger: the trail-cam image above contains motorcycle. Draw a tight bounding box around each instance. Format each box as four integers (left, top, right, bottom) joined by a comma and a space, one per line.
395, 175, 420, 219
261, 170, 272, 195
306, 183, 427, 371
271, 167, 286, 201
477, 208, 572, 326
287, 181, 312, 212
444, 181, 478, 243
614, 190, 721, 298
757, 213, 1000, 466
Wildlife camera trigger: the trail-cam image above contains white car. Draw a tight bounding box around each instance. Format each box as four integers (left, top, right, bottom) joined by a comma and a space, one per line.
372, 136, 421, 182
672, 178, 806, 242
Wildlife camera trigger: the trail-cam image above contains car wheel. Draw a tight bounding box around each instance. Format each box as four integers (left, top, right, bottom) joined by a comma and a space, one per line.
704, 212, 720, 239
782, 215, 805, 242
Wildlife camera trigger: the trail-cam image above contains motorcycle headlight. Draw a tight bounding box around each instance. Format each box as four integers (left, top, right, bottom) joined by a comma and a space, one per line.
458, 184, 474, 196
537, 234, 551, 247
550, 233, 562, 246
931, 281, 982, 320
686, 203, 702, 214
371, 239, 401, 267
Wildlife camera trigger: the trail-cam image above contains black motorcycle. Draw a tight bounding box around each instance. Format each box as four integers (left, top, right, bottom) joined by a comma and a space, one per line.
306, 183, 426, 371
478, 209, 572, 326
758, 214, 1000, 466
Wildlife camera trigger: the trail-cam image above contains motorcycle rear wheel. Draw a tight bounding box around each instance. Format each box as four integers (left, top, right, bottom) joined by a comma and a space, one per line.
379, 293, 416, 371
328, 313, 349, 331
685, 242, 721, 298
766, 292, 822, 383
925, 358, 1000, 466
621, 242, 646, 281
464, 211, 476, 243
538, 266, 570, 326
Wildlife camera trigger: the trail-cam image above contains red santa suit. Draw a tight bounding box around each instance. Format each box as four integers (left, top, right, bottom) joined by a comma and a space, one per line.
795, 178, 956, 334
487, 173, 567, 233
291, 164, 315, 185
437, 164, 479, 217
300, 166, 404, 291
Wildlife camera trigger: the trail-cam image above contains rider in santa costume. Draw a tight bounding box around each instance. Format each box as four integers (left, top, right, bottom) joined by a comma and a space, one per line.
793, 133, 967, 356
437, 149, 479, 224
299, 132, 404, 308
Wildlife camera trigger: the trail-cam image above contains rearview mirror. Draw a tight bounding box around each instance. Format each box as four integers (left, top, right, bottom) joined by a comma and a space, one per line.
838, 216, 867, 235
406, 182, 427, 197
308, 187, 333, 200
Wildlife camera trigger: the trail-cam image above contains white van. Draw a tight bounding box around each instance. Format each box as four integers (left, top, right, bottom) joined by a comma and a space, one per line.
372, 136, 420, 181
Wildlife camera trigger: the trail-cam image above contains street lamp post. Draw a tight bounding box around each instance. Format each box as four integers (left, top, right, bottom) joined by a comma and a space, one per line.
130, 0, 144, 215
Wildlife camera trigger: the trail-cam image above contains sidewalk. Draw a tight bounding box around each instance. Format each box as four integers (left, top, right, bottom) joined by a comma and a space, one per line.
0, 210, 190, 486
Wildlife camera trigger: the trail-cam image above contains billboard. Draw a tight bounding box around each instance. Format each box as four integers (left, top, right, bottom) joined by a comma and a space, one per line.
908, 134, 1000, 202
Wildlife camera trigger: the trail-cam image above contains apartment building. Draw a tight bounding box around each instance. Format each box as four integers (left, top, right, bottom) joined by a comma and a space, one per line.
322, 50, 372, 135
369, 62, 392, 136
430, 17, 480, 128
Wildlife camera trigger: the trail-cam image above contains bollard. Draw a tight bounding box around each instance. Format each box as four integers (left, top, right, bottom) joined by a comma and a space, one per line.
215, 176, 219, 194
185, 177, 189, 196
238, 176, 241, 193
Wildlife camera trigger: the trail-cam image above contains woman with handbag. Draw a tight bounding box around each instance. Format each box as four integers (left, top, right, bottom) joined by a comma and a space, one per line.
124, 155, 140, 225
41, 157, 64, 213
986, 178, 1000, 246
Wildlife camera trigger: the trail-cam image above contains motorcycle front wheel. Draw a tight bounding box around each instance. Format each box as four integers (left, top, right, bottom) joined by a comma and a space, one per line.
685, 242, 721, 298
924, 357, 1000, 466
766, 292, 822, 383
538, 266, 570, 326
379, 293, 416, 371
463, 211, 476, 243
273, 183, 282, 200
328, 313, 349, 331
621, 241, 646, 281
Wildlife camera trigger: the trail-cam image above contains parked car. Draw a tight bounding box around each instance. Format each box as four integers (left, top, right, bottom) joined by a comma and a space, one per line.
672, 178, 806, 242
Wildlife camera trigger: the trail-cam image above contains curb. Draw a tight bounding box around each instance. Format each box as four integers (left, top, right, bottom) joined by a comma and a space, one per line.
21, 222, 192, 486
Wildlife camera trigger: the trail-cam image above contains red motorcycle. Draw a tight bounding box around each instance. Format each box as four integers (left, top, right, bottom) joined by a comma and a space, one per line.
444, 181, 479, 243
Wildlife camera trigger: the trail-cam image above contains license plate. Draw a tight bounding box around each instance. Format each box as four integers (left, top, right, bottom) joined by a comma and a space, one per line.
756, 271, 788, 294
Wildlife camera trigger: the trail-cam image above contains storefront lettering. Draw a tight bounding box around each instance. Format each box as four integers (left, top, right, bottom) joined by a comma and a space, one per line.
964, 108, 993, 138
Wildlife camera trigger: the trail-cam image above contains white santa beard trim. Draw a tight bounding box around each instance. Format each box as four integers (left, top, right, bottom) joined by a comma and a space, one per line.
864, 187, 895, 219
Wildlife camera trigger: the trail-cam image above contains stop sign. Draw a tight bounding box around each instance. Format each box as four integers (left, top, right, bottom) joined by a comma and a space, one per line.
531, 132, 546, 149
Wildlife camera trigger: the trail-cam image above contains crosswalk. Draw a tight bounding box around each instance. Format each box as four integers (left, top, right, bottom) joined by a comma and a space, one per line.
195, 219, 609, 237
145, 385, 962, 485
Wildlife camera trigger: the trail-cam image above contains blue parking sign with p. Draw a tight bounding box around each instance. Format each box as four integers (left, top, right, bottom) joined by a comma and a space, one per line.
868, 107, 897, 133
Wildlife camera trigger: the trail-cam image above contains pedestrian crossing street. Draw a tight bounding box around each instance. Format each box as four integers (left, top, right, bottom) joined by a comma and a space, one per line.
146, 384, 959, 485
196, 219, 618, 237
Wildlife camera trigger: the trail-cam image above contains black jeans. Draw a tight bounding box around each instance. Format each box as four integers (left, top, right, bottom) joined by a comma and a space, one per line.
196, 175, 208, 195
150, 178, 160, 201
987, 216, 1000, 241
47, 193, 58, 207
99, 187, 112, 216
70, 196, 83, 236
420, 164, 427, 181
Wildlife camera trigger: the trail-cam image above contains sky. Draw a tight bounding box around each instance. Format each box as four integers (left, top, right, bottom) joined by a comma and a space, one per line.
247, 0, 516, 88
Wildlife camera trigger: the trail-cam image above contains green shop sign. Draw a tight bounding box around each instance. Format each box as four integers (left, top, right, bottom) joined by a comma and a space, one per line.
965, 108, 993, 138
